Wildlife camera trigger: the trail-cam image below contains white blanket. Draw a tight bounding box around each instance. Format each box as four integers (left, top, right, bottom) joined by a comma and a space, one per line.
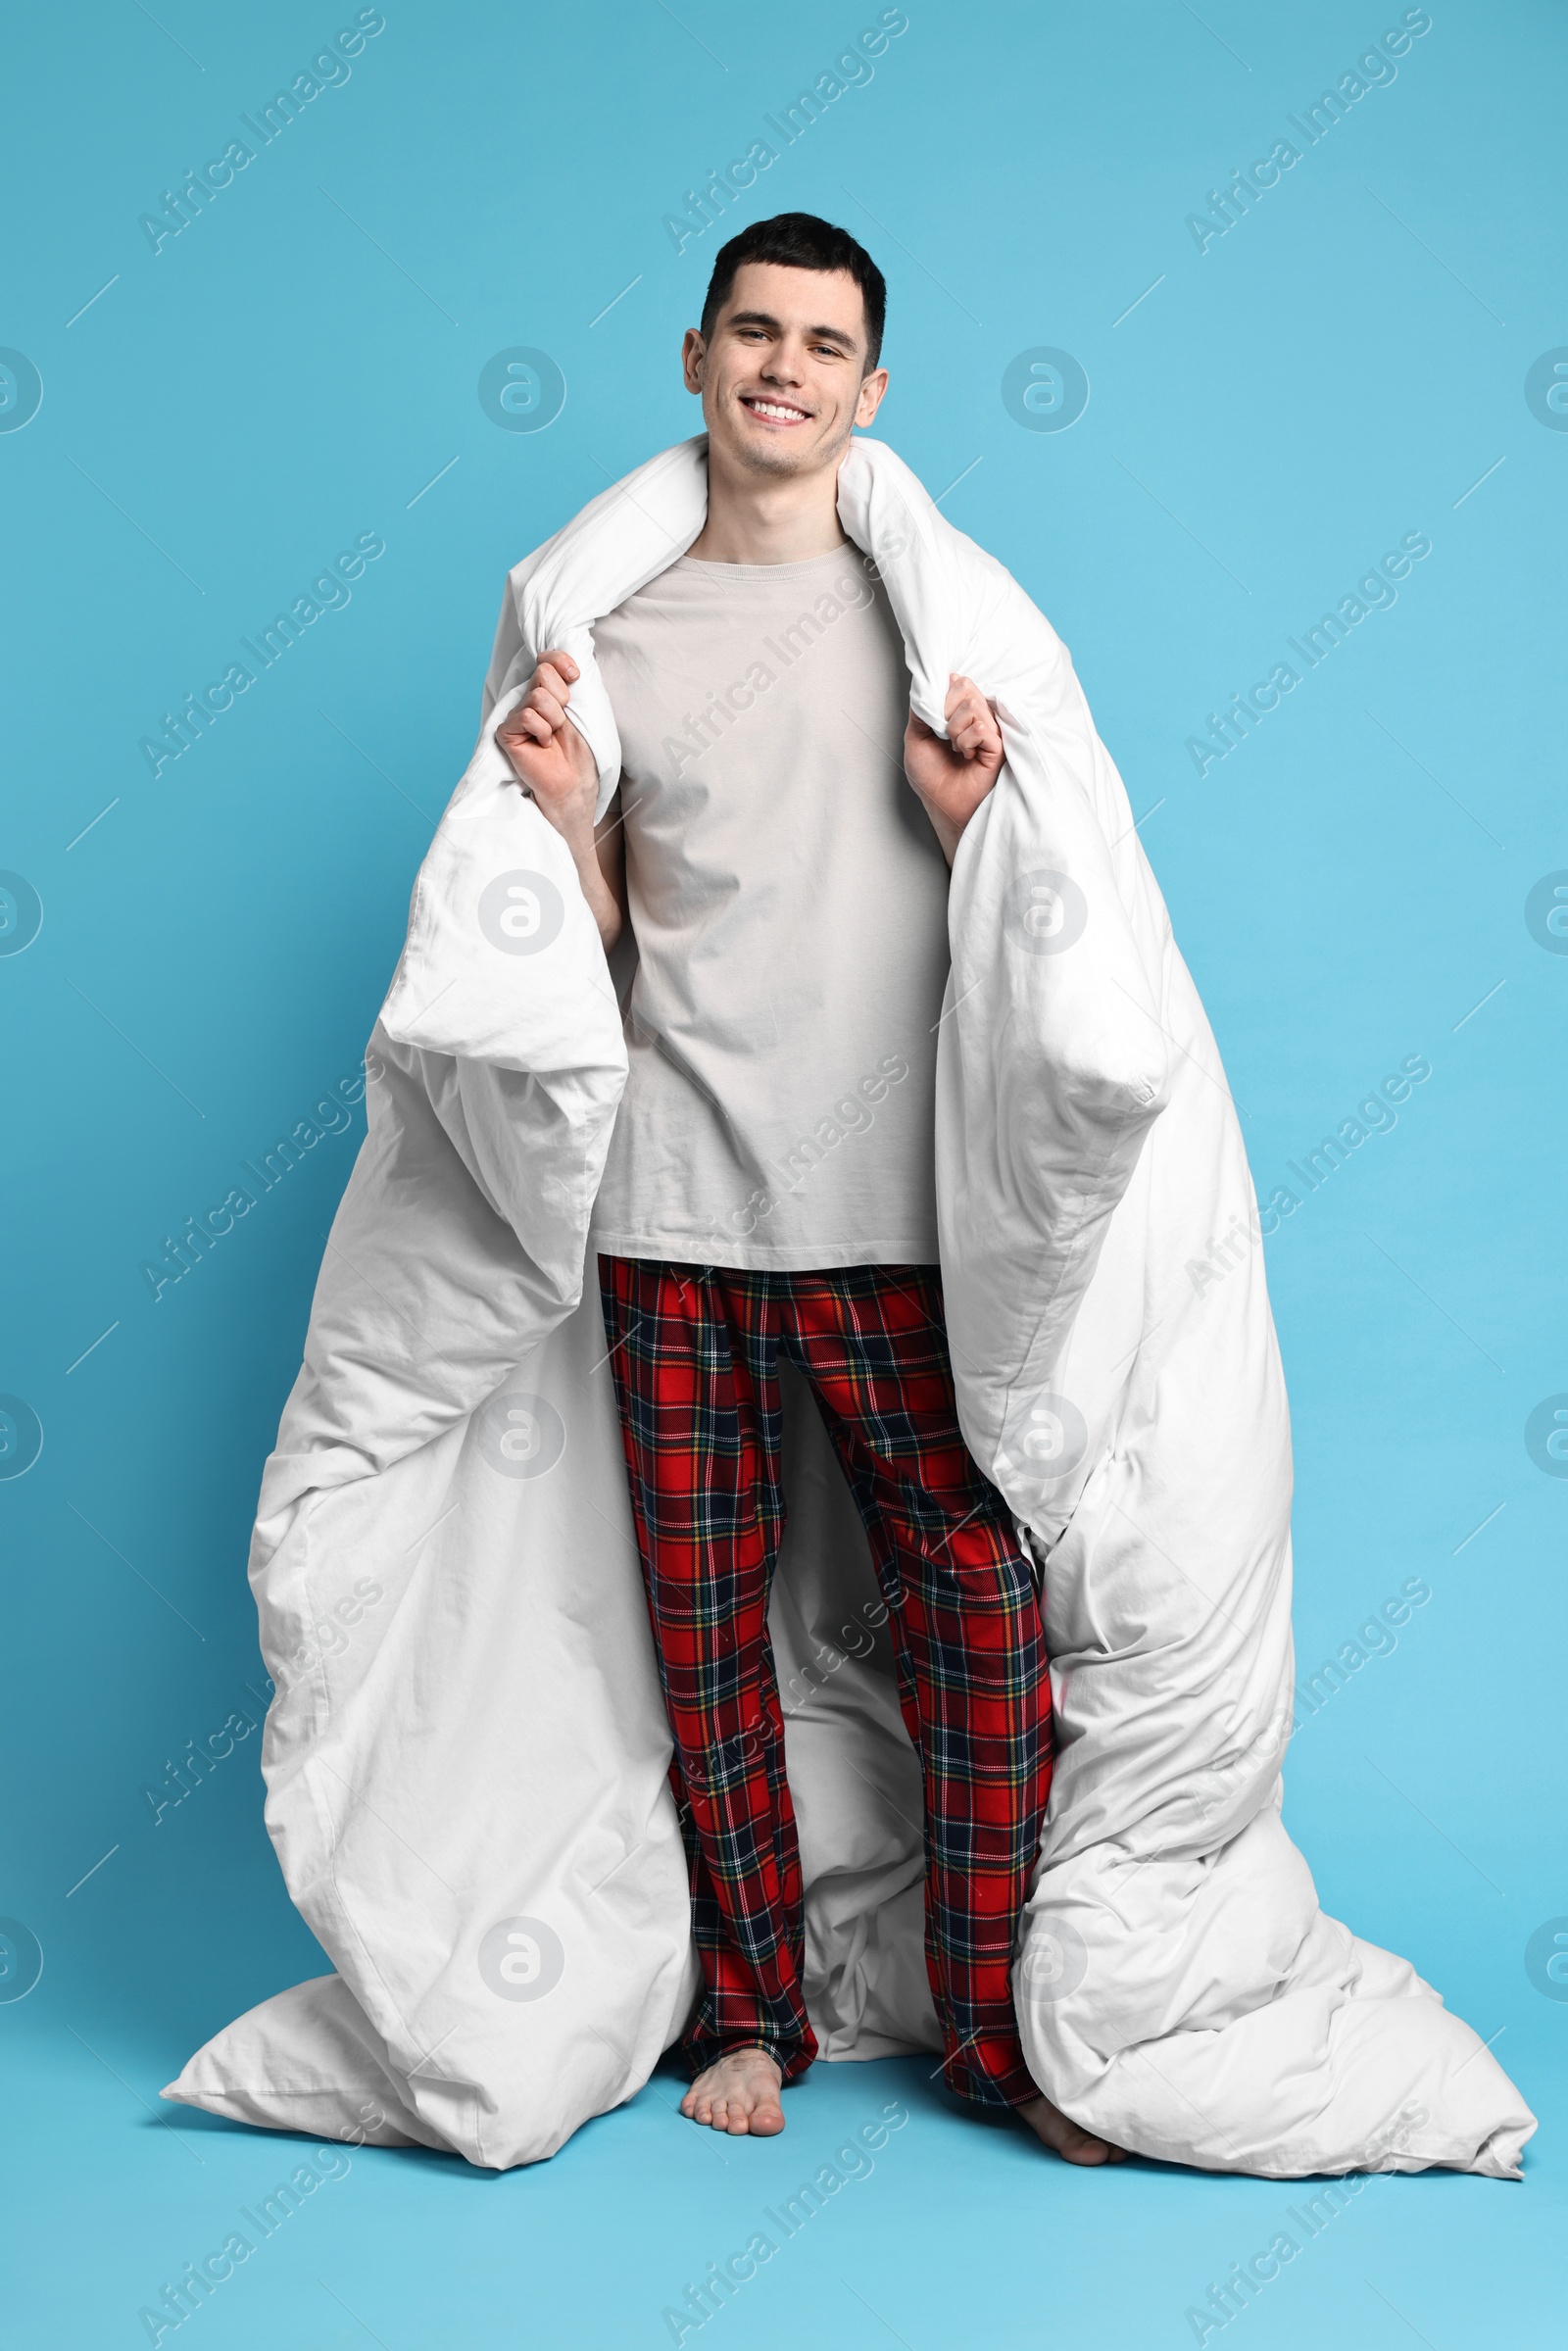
164, 435, 1534, 2177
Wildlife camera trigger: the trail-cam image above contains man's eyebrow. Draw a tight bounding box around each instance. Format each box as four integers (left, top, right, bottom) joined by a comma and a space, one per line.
723, 309, 858, 351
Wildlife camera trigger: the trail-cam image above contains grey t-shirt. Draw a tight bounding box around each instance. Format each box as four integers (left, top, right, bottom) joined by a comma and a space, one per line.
589, 543, 951, 1270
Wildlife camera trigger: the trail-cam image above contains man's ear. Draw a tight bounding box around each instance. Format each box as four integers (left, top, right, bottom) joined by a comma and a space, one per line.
855, 367, 890, 428
681, 327, 707, 395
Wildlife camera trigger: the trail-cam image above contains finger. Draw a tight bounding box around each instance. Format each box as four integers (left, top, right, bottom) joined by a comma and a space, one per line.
954, 703, 1001, 756
947, 675, 998, 736
534, 661, 575, 706
508, 708, 555, 747
528, 687, 568, 730
536, 649, 579, 685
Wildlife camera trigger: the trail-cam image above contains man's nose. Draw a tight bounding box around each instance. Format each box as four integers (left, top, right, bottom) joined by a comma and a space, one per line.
761, 342, 808, 385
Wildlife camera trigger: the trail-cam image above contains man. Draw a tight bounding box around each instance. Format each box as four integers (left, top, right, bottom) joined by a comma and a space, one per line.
495, 214, 1117, 2165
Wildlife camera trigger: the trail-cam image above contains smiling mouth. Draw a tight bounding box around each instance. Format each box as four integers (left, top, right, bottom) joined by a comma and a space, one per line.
740, 395, 812, 426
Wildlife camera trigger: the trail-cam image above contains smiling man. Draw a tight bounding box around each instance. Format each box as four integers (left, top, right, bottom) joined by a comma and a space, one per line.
496, 214, 1115, 2165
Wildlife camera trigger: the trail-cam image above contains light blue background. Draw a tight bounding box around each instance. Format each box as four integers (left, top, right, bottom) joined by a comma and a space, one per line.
2, 1, 1563, 2343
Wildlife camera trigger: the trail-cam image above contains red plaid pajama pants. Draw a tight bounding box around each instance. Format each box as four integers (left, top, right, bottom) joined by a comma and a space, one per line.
598, 1255, 1052, 2110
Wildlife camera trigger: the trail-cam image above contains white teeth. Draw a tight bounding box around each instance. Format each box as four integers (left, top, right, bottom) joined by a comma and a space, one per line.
749, 400, 807, 421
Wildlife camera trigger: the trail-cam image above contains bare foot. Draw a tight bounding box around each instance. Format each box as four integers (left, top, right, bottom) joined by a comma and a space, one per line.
1018, 2092, 1126, 2165
680, 2047, 785, 2135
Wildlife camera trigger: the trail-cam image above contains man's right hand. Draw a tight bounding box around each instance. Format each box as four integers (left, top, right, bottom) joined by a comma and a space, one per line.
496, 649, 600, 830
494, 648, 626, 954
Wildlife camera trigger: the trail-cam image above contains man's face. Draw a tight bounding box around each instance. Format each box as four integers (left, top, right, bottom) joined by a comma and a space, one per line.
683, 262, 889, 478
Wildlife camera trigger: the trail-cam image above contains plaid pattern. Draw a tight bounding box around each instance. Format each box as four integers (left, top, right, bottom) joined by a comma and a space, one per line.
598, 1254, 1052, 2109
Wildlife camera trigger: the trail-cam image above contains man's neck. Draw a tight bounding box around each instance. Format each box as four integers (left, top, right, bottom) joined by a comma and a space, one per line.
685, 446, 849, 565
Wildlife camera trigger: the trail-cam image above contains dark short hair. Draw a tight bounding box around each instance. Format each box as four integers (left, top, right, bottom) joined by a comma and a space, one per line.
700, 213, 887, 371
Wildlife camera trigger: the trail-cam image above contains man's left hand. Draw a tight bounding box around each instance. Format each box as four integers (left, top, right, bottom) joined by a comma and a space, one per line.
904, 673, 1004, 865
